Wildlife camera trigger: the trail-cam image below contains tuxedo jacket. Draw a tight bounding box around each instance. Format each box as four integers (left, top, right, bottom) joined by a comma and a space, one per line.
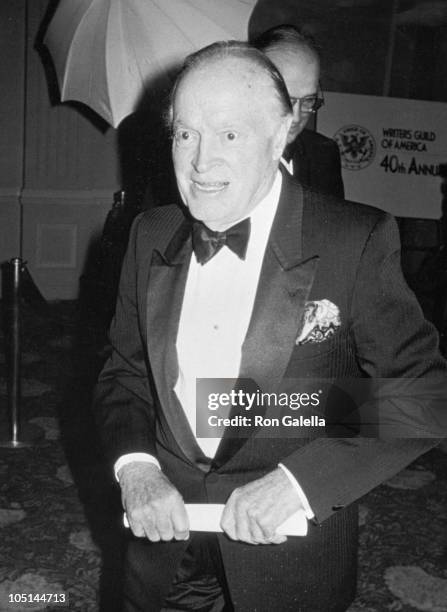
94, 171, 446, 611
288, 128, 345, 199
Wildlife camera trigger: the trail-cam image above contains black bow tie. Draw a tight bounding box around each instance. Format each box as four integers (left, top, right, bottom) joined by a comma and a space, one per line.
192, 218, 251, 265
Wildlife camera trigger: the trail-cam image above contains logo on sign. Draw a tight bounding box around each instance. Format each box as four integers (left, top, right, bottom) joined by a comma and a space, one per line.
334, 125, 376, 170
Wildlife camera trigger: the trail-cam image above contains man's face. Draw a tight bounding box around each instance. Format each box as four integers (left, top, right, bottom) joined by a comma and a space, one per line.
266, 48, 319, 144
171, 58, 290, 231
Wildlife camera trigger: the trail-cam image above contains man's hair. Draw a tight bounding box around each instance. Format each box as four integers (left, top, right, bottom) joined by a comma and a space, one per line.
166, 40, 292, 129
253, 24, 320, 63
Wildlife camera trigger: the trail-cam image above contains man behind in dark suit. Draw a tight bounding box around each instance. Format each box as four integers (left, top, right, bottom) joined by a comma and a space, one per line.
94, 42, 446, 611
254, 24, 345, 199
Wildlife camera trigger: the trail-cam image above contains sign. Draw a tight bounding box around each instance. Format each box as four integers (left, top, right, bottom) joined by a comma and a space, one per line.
317, 93, 447, 219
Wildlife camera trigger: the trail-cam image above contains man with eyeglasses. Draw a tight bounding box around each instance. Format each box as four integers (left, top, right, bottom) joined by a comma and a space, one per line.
254, 24, 345, 199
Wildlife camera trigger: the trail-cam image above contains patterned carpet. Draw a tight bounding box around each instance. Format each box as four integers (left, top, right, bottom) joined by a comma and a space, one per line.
0, 301, 446, 612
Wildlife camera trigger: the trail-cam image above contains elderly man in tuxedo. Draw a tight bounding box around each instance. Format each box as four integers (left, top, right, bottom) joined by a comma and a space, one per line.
254, 24, 344, 198
94, 42, 446, 612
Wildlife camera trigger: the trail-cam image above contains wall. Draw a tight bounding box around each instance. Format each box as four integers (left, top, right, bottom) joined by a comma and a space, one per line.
0, 1, 120, 300
0, 2, 25, 272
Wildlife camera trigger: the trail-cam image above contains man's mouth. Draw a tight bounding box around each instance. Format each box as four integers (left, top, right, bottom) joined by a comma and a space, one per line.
191, 180, 229, 193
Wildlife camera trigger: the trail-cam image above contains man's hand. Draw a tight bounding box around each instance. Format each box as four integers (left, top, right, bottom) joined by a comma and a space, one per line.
221, 468, 304, 545
118, 462, 189, 542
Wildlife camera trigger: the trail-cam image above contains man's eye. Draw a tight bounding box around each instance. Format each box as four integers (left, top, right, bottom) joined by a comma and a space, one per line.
225, 132, 237, 141
174, 130, 195, 143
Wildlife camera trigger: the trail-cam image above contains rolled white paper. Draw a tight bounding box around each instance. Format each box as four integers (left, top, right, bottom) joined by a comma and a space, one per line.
124, 503, 308, 536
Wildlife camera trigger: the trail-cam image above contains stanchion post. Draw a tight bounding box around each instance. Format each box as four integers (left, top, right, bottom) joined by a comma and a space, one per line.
0, 258, 42, 448
10, 257, 22, 444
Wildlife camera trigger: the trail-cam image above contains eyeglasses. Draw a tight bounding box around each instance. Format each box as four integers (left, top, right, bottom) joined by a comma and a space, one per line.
289, 87, 325, 114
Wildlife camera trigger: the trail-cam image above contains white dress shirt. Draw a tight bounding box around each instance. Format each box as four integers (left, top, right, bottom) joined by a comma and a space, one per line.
280, 156, 294, 175
115, 171, 313, 519
174, 172, 281, 456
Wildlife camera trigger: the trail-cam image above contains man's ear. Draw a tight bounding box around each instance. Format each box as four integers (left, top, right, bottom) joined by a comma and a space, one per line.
272, 115, 293, 161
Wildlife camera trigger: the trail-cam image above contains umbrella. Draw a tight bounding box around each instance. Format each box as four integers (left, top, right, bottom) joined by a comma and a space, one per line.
44, 0, 257, 128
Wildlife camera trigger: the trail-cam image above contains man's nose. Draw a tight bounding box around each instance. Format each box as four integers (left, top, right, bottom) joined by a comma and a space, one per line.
192, 136, 216, 173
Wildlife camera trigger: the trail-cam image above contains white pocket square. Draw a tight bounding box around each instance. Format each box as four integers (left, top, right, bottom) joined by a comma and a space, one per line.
296, 299, 341, 345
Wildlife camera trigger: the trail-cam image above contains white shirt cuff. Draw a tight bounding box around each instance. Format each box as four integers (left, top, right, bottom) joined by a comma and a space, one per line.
114, 453, 161, 482
278, 463, 315, 519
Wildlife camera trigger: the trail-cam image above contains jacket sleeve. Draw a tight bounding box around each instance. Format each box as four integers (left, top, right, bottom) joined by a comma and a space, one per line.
93, 214, 158, 466
281, 213, 447, 523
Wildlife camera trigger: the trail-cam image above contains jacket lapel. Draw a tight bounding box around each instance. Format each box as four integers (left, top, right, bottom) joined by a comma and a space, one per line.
146, 219, 210, 467
214, 173, 319, 467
